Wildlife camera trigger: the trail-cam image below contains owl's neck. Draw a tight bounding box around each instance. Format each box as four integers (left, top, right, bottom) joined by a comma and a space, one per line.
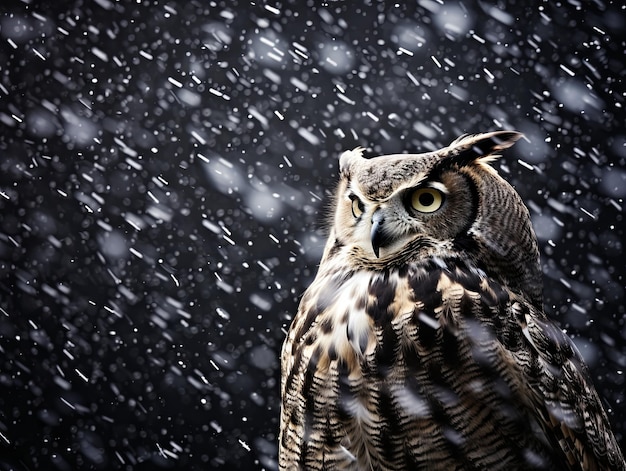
318, 232, 542, 311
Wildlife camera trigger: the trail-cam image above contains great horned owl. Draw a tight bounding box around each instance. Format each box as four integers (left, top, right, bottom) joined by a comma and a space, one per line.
279, 131, 625, 470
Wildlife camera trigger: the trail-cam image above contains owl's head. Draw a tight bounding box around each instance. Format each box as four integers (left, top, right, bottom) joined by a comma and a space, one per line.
323, 131, 542, 307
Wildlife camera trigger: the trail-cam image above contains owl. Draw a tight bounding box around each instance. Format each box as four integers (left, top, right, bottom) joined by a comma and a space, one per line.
279, 131, 626, 470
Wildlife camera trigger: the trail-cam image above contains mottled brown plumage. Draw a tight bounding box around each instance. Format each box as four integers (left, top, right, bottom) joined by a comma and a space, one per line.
279, 132, 625, 470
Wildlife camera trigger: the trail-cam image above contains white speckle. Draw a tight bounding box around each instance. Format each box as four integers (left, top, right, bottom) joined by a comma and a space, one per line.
146, 190, 159, 204
190, 130, 206, 145
32, 48, 46, 60
559, 64, 575, 77
216, 307, 230, 320
297, 127, 320, 145
129, 247, 143, 259
395, 386, 431, 417
418, 312, 440, 330
176, 88, 201, 106
517, 159, 535, 171
413, 122, 438, 140
238, 439, 251, 452
265, 4, 280, 15
75, 368, 89, 382
250, 293, 272, 311
484, 5, 514, 25
471, 32, 485, 44
406, 71, 419, 86
248, 106, 269, 129
289, 76, 308, 91
579, 207, 596, 220
60, 397, 76, 410
91, 47, 108, 61
337, 92, 356, 105
167, 76, 183, 88
170, 274, 179, 287
365, 111, 379, 122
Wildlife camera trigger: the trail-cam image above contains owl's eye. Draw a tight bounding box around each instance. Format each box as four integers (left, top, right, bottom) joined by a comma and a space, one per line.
410, 188, 444, 213
350, 196, 365, 218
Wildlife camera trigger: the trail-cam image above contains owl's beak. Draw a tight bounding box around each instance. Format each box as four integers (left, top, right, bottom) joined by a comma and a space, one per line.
370, 209, 390, 258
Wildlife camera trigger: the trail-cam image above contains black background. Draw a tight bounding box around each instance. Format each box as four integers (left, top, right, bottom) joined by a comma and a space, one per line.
1, 1, 624, 469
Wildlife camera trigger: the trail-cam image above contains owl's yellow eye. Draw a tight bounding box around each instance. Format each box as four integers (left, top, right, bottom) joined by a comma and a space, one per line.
411, 188, 444, 213
351, 196, 364, 218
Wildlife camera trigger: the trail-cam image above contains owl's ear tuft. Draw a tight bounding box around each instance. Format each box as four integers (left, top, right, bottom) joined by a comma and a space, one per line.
339, 147, 366, 176
444, 131, 523, 167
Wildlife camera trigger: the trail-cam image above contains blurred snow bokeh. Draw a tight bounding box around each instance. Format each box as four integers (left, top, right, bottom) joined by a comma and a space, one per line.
0, 1, 624, 469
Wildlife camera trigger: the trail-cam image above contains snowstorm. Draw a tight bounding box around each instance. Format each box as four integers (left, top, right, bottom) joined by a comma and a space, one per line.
0, 1, 624, 469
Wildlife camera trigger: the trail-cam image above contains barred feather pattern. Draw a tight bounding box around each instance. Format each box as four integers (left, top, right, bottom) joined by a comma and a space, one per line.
280, 258, 625, 470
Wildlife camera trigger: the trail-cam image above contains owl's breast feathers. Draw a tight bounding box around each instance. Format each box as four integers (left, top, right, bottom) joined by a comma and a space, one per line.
279, 258, 625, 470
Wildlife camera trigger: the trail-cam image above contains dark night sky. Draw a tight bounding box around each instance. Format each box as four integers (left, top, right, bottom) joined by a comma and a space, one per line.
0, 1, 624, 469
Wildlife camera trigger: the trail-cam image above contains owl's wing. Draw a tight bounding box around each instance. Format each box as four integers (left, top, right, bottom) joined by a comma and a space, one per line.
399, 262, 626, 470
520, 311, 626, 470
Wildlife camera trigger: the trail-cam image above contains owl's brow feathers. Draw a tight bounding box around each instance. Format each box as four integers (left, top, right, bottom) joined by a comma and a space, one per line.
348, 155, 437, 202
342, 132, 522, 202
